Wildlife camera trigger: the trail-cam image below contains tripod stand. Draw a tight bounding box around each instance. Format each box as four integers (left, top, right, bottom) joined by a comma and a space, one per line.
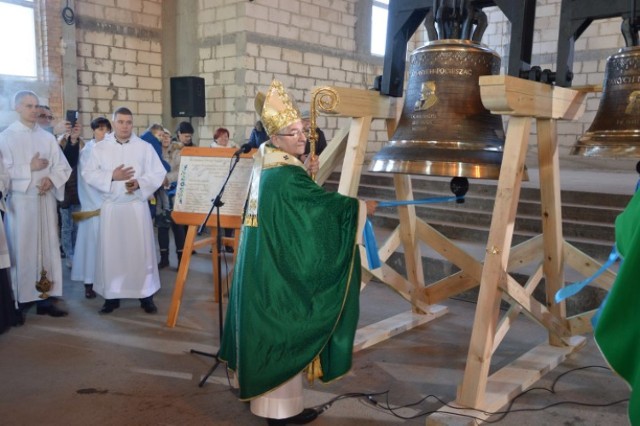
190, 150, 245, 387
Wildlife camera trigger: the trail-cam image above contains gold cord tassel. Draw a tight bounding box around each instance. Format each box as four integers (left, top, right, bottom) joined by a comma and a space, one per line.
306, 355, 324, 384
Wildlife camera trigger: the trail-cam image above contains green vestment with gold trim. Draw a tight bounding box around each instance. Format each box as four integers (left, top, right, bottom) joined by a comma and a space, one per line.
219, 145, 361, 400
595, 190, 640, 424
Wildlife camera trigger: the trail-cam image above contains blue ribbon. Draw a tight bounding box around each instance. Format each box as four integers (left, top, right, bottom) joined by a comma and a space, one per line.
554, 245, 619, 304
363, 219, 381, 269
362, 195, 463, 269
378, 195, 464, 208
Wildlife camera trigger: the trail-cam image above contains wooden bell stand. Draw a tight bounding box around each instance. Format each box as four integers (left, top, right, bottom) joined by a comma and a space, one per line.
426, 76, 617, 425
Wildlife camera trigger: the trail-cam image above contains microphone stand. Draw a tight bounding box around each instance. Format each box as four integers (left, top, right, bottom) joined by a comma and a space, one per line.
190, 151, 243, 387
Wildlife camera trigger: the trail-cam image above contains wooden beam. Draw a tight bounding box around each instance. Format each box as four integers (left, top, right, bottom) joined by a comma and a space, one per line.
479, 75, 586, 120
337, 116, 372, 196
315, 86, 402, 119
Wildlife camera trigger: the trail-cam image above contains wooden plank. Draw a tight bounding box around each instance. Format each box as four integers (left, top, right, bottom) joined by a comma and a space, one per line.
395, 174, 425, 312
500, 274, 571, 339
424, 272, 478, 305
368, 263, 430, 306
567, 309, 598, 335
316, 86, 402, 119
354, 309, 447, 352
337, 117, 372, 196
428, 337, 586, 425
315, 124, 349, 185
537, 118, 566, 347
479, 75, 586, 120
416, 219, 484, 279
492, 263, 544, 353
563, 241, 616, 291
458, 116, 531, 408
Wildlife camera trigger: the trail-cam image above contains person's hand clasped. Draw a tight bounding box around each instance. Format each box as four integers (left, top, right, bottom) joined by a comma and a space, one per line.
112, 164, 135, 181
30, 152, 49, 171
37, 177, 53, 195
125, 179, 139, 194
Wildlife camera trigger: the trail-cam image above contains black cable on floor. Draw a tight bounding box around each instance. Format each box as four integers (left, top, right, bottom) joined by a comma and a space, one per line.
312, 365, 629, 423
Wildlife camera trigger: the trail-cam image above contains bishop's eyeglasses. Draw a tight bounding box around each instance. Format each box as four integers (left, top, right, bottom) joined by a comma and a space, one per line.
276, 129, 310, 138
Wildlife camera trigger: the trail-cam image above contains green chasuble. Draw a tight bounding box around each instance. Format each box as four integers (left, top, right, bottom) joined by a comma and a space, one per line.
219, 144, 361, 400
595, 190, 640, 424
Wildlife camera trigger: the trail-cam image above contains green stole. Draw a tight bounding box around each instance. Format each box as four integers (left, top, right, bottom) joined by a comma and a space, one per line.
595, 190, 640, 424
219, 144, 361, 400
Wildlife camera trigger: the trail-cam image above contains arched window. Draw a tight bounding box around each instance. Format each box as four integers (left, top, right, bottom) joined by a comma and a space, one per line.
371, 0, 389, 56
0, 0, 38, 77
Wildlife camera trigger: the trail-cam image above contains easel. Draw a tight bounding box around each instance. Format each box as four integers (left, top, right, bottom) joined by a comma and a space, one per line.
165, 214, 241, 328
166, 147, 253, 328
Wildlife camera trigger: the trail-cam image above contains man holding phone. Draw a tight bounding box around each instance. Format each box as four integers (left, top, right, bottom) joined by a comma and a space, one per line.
58, 111, 84, 268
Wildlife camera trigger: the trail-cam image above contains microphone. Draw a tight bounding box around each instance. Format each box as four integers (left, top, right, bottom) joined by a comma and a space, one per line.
233, 143, 253, 157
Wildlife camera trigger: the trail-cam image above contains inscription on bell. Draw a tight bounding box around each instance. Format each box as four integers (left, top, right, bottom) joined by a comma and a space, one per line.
607, 75, 640, 86
410, 67, 473, 77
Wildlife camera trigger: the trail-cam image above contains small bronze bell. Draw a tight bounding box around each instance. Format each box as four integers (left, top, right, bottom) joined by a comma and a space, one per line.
36, 268, 53, 299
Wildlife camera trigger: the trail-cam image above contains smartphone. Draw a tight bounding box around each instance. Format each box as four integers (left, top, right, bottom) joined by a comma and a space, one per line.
66, 110, 78, 127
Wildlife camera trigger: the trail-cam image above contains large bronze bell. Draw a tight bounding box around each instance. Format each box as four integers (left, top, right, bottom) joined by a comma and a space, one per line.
571, 46, 640, 157
370, 39, 506, 179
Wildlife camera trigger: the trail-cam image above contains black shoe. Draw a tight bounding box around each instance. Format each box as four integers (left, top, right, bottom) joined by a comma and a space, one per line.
266, 408, 319, 425
158, 258, 169, 269
84, 285, 97, 299
99, 299, 120, 314
36, 305, 68, 317
18, 301, 35, 313
140, 300, 158, 314
13, 309, 25, 326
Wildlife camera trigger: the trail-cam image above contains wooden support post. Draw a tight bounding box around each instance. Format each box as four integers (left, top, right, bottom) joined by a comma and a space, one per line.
536, 118, 566, 346
457, 115, 532, 408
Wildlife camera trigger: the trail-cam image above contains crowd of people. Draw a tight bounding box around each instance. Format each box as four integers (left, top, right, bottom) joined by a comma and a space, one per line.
0, 90, 211, 326
0, 82, 368, 426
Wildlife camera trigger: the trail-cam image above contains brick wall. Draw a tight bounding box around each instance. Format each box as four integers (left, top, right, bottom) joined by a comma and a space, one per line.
74, 0, 163, 136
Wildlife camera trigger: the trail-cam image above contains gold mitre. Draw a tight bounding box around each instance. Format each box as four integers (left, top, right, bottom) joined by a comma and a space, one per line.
257, 80, 301, 136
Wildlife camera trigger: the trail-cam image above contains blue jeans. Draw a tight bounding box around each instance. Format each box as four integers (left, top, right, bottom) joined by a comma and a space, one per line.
60, 204, 80, 259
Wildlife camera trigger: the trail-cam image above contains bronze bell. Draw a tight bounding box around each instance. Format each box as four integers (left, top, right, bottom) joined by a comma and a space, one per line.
571, 46, 640, 157
370, 39, 507, 179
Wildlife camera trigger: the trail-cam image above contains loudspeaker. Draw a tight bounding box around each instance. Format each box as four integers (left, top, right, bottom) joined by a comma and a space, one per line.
170, 76, 206, 117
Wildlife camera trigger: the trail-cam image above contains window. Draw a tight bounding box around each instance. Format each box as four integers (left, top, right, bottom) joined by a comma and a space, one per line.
371, 0, 389, 56
0, 0, 37, 77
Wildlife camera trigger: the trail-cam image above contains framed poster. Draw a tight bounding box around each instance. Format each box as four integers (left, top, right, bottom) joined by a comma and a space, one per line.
172, 146, 254, 227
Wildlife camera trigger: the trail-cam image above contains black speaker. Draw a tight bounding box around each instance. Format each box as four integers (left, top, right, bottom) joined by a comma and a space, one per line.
170, 76, 206, 117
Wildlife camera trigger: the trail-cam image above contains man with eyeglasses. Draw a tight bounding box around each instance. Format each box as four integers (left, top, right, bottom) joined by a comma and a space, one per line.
36, 105, 54, 134
219, 80, 377, 425
0, 91, 72, 320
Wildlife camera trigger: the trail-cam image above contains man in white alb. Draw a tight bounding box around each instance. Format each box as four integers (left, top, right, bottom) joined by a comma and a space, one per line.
82, 107, 166, 314
0, 90, 71, 318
